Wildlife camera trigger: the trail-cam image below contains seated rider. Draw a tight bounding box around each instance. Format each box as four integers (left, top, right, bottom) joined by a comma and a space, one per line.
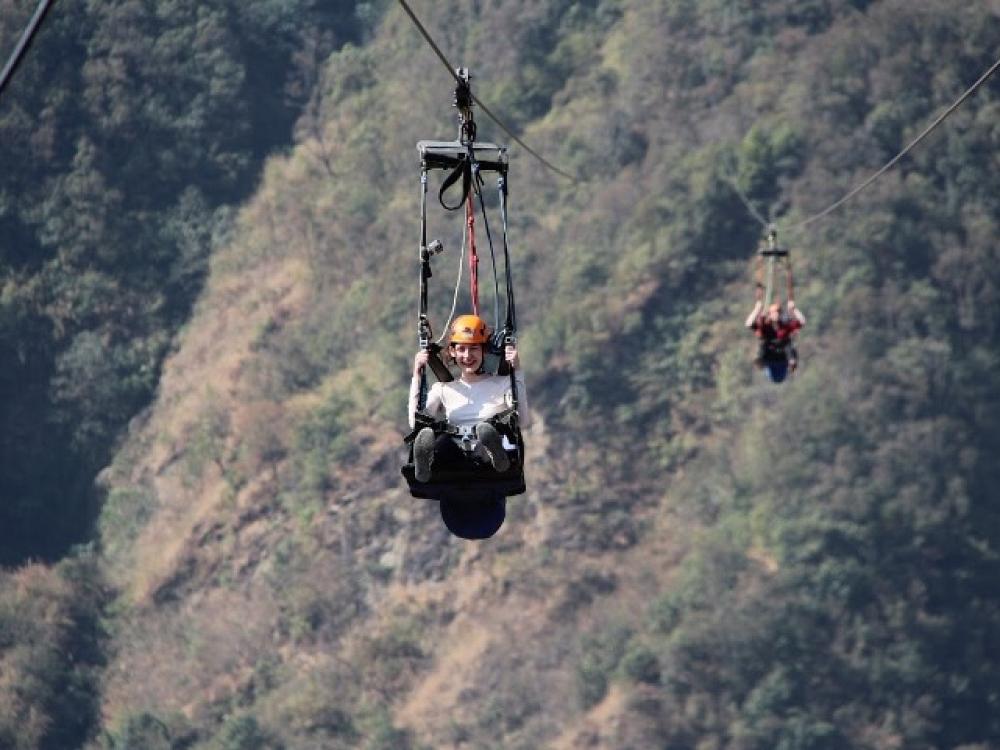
746, 285, 805, 383
408, 314, 528, 483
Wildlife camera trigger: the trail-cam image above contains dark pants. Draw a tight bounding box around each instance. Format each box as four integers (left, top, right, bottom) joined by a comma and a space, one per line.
427, 432, 476, 473
756, 341, 795, 383
764, 360, 789, 383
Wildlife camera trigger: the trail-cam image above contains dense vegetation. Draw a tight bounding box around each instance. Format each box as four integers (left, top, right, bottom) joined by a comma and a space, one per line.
0, 0, 369, 746
0, 555, 105, 750
0, 0, 368, 565
2, 0, 999, 748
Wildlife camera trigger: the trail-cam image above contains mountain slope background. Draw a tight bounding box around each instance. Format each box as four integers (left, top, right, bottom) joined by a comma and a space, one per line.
2, 1, 1000, 748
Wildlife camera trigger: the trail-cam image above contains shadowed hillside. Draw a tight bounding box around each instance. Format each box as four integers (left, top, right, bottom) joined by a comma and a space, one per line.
3, 1, 1000, 748
0, 0, 368, 565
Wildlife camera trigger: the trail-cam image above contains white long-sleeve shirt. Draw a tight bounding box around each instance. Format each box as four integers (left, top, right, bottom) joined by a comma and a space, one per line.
408, 371, 529, 429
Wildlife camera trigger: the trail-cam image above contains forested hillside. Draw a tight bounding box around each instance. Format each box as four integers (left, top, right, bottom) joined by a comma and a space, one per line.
0, 0, 369, 564
3, 0, 1000, 748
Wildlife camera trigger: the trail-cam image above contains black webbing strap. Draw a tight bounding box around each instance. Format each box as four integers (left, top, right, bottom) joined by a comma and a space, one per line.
488, 407, 523, 459
425, 342, 454, 383
438, 158, 471, 211
489, 406, 518, 434
501, 174, 516, 333
403, 411, 455, 444
418, 168, 430, 410
471, 164, 502, 339
497, 171, 519, 408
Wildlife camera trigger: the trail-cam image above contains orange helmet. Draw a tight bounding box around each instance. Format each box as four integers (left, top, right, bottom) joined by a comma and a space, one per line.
449, 314, 489, 344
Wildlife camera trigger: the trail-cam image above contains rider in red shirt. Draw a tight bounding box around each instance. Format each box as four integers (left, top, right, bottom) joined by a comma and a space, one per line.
746, 284, 805, 382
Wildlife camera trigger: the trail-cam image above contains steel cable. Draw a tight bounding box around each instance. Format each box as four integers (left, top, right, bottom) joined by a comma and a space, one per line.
724, 175, 771, 229
0, 0, 55, 100
396, 0, 577, 181
790, 52, 1000, 231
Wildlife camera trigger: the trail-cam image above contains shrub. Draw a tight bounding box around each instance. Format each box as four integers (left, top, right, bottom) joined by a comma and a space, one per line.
620, 641, 661, 686
575, 624, 631, 708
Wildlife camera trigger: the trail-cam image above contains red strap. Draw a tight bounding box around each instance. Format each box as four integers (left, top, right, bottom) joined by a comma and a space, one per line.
466, 196, 480, 316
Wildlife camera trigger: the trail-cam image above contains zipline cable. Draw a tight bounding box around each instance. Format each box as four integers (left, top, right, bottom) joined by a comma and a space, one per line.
396, 0, 577, 182
790, 51, 1000, 231
727, 53, 1000, 236
0, 0, 55, 100
724, 175, 770, 229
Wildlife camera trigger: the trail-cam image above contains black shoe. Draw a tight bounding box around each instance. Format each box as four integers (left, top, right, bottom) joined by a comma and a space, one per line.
475, 422, 510, 473
413, 427, 435, 482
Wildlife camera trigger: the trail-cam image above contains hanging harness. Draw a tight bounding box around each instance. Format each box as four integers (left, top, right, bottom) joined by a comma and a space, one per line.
754, 226, 799, 365
409, 68, 522, 455
759, 225, 789, 307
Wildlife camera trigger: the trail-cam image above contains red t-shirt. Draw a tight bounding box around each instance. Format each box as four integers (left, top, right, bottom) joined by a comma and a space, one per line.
752, 316, 801, 342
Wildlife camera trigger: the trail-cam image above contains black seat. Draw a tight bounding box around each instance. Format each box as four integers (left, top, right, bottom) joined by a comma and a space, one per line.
401, 445, 523, 540
400, 448, 525, 501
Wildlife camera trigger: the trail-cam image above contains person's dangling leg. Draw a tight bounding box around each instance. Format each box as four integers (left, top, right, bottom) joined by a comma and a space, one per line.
475, 421, 511, 473
413, 427, 436, 482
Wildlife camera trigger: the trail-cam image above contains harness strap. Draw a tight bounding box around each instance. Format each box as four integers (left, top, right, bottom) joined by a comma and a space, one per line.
439, 159, 471, 211
403, 411, 456, 444
425, 342, 455, 383
496, 170, 519, 400
417, 168, 430, 411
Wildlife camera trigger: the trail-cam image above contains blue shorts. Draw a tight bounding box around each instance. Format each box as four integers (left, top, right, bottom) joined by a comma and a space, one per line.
765, 360, 789, 383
